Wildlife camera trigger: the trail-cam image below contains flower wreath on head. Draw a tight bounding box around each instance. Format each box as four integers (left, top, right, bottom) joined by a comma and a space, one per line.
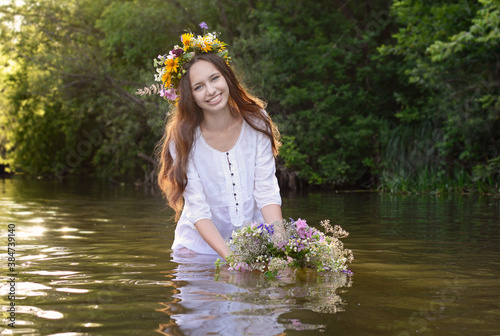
136, 22, 231, 103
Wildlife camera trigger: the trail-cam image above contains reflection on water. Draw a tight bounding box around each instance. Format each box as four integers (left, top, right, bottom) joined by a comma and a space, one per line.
0, 177, 499, 335
158, 253, 352, 335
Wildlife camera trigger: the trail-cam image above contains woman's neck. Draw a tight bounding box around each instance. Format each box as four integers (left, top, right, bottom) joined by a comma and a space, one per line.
200, 108, 243, 152
201, 105, 238, 133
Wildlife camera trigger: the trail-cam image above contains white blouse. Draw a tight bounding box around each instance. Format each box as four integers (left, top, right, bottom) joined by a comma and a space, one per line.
171, 116, 282, 255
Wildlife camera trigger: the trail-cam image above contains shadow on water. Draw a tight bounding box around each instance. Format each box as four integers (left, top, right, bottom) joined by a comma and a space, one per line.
0, 177, 499, 335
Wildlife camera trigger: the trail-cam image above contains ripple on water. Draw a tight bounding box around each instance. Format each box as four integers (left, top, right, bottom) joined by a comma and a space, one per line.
55, 288, 90, 294
1, 179, 498, 336
0, 305, 63, 318
0, 282, 51, 297
26, 271, 79, 276
47, 333, 93, 336
36, 310, 64, 319
60, 235, 87, 239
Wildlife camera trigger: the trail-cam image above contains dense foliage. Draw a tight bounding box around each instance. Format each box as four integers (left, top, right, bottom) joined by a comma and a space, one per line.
378, 0, 500, 193
0, 0, 498, 193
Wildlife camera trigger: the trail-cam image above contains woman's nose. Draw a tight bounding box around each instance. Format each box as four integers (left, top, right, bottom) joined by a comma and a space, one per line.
206, 83, 216, 95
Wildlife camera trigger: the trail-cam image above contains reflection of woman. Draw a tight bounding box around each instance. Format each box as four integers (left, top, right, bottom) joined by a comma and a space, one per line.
158, 253, 351, 335
160, 253, 287, 335
155, 24, 282, 260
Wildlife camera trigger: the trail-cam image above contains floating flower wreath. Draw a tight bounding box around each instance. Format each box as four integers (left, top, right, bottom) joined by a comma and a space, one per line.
136, 22, 230, 103
216, 218, 354, 278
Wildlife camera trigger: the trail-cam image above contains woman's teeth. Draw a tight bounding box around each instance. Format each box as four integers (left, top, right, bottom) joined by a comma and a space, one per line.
208, 94, 220, 103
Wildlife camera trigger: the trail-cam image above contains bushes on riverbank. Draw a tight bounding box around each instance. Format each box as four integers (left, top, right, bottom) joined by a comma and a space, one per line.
0, 0, 498, 194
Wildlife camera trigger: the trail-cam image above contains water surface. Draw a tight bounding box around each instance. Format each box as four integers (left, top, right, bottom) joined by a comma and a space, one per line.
0, 178, 499, 335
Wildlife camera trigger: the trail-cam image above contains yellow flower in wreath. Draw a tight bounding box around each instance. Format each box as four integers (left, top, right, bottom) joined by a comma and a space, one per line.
165, 57, 179, 73
181, 33, 194, 50
200, 36, 213, 53
161, 72, 171, 87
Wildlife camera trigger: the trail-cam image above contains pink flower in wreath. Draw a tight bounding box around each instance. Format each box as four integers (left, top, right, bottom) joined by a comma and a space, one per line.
160, 88, 178, 101
295, 218, 312, 239
295, 218, 307, 230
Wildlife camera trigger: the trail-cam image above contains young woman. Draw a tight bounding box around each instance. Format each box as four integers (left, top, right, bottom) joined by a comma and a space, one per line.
154, 27, 282, 260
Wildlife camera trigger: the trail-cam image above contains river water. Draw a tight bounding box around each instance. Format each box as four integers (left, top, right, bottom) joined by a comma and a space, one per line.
0, 177, 499, 335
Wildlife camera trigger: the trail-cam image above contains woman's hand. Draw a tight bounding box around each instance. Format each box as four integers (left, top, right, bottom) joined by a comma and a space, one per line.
194, 219, 230, 260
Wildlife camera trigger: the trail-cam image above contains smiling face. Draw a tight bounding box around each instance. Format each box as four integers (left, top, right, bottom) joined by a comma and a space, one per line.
189, 59, 230, 116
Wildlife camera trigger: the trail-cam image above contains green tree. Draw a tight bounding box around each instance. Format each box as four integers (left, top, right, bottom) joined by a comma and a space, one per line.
1, 0, 497, 193
233, 0, 396, 187
0, 0, 242, 181
379, 0, 500, 192
1, 0, 183, 180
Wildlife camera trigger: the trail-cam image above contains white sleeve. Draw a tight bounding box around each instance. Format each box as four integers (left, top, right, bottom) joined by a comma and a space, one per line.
170, 143, 212, 228
253, 130, 281, 209
182, 156, 212, 227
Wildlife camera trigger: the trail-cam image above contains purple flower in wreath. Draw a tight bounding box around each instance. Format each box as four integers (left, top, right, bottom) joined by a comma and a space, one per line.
160, 88, 178, 101
257, 222, 274, 236
342, 269, 354, 276
199, 22, 209, 30
170, 48, 183, 58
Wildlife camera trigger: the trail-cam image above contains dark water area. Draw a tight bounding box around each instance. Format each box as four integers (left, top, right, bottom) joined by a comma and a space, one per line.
0, 177, 499, 335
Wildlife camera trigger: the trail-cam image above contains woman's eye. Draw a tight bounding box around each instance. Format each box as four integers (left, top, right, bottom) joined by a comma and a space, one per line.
211, 75, 220, 82
194, 85, 202, 91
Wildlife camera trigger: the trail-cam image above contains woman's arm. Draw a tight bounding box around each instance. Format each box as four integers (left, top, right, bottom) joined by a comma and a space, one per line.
254, 126, 283, 225
194, 219, 230, 260
261, 204, 283, 224
176, 143, 228, 258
